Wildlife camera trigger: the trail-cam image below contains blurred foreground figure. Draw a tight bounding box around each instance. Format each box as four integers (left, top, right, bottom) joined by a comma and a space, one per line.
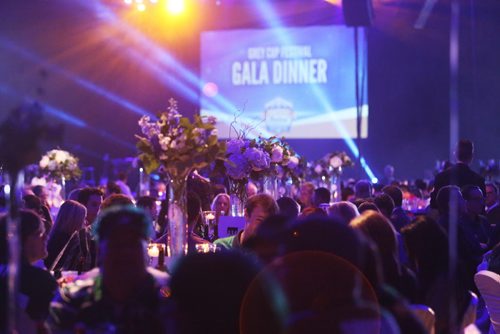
49, 206, 171, 333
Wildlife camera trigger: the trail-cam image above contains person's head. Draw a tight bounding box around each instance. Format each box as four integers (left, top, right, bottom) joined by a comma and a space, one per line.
313, 187, 331, 207
276, 196, 300, 220
401, 216, 448, 277
298, 182, 315, 207
77, 187, 104, 224
382, 185, 404, 207
354, 179, 373, 199
67, 187, 82, 201
383, 165, 395, 179
211, 193, 230, 216
461, 185, 485, 216
32, 185, 48, 204
242, 193, 279, 243
373, 193, 395, 219
2, 210, 49, 264
246, 181, 258, 198
436, 185, 466, 216
93, 206, 152, 277
357, 201, 380, 215
455, 139, 474, 164
485, 183, 499, 208
52, 200, 87, 235
350, 211, 399, 283
100, 193, 134, 211
328, 201, 359, 225
136, 196, 158, 221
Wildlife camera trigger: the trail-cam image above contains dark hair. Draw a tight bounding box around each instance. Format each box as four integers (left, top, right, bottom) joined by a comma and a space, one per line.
245, 193, 279, 218
436, 185, 462, 214
456, 139, 474, 163
488, 243, 500, 275
276, 196, 300, 220
401, 216, 448, 286
355, 179, 372, 199
32, 185, 46, 198
187, 191, 202, 226
0, 210, 44, 263
382, 185, 404, 207
373, 193, 395, 219
136, 196, 157, 210
77, 187, 104, 206
93, 206, 152, 242
358, 201, 380, 214
313, 187, 331, 206
461, 185, 482, 201
101, 194, 134, 210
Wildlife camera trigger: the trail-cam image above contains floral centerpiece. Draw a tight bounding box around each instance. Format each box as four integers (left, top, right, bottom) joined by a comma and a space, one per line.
223, 137, 271, 215
323, 151, 354, 175
39, 149, 82, 180
136, 98, 226, 257
256, 136, 302, 198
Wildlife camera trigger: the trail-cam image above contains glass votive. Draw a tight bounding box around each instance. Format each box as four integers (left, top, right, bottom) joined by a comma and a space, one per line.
195, 243, 217, 253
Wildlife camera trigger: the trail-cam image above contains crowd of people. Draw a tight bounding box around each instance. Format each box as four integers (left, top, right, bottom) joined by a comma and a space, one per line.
1, 139, 500, 333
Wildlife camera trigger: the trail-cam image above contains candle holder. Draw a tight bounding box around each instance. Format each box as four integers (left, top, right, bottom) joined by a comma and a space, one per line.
203, 210, 217, 241
147, 243, 166, 270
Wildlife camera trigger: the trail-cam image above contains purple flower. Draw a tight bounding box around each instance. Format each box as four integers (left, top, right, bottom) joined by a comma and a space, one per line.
225, 153, 249, 180
244, 147, 270, 172
227, 139, 245, 155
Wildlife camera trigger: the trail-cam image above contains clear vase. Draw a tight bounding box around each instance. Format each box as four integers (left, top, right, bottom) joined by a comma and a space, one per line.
228, 179, 246, 217
330, 168, 343, 203
262, 175, 279, 200
166, 170, 191, 259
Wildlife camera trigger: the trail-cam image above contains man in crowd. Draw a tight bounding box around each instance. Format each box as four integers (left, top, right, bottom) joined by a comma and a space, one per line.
430, 139, 485, 209
77, 187, 103, 226
214, 193, 279, 249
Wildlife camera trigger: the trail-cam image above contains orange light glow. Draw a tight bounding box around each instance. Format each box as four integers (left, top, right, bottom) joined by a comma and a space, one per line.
166, 0, 185, 15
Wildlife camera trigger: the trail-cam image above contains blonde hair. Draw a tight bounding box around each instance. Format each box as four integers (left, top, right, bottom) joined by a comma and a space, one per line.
52, 200, 87, 235
211, 193, 230, 213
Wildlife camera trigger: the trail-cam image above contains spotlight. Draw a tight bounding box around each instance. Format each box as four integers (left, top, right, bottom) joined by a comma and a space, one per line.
166, 0, 185, 15
137, 3, 146, 11
123, 0, 133, 4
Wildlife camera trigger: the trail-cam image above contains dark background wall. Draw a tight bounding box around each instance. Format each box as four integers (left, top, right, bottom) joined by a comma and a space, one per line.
1, 0, 499, 181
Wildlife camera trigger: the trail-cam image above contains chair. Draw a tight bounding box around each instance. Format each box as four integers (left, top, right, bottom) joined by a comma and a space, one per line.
475, 270, 500, 334
410, 304, 436, 334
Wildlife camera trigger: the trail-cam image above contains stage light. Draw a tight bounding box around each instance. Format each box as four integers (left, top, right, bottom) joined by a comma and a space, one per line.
123, 0, 132, 5
166, 0, 185, 15
137, 3, 146, 11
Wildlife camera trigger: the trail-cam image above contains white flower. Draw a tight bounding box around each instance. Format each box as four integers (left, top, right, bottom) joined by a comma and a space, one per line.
55, 150, 69, 163
209, 128, 218, 137
287, 156, 299, 169
39, 156, 49, 168
48, 160, 57, 171
314, 164, 323, 174
330, 156, 343, 168
271, 145, 284, 163
159, 134, 172, 151
206, 116, 217, 125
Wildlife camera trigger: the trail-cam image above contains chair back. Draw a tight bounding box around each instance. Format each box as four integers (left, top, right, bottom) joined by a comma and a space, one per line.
410, 304, 435, 334
475, 270, 500, 334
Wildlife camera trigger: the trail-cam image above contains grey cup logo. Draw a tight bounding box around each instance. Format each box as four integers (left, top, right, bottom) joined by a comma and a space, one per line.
264, 97, 295, 134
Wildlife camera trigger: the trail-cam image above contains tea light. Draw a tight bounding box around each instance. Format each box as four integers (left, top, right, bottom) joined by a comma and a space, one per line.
205, 212, 215, 220
148, 245, 159, 257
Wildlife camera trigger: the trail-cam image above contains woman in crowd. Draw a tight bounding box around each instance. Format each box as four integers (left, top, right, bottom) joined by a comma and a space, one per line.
45, 200, 93, 274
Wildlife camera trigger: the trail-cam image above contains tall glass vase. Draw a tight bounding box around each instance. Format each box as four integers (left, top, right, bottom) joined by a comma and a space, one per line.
262, 175, 279, 200
228, 178, 246, 217
166, 170, 191, 260
329, 166, 343, 203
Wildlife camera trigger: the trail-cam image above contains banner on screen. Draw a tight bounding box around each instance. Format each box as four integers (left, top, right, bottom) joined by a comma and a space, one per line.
200, 25, 368, 139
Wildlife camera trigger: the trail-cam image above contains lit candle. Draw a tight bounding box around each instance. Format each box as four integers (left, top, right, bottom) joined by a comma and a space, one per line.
148, 245, 159, 257
206, 212, 215, 220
